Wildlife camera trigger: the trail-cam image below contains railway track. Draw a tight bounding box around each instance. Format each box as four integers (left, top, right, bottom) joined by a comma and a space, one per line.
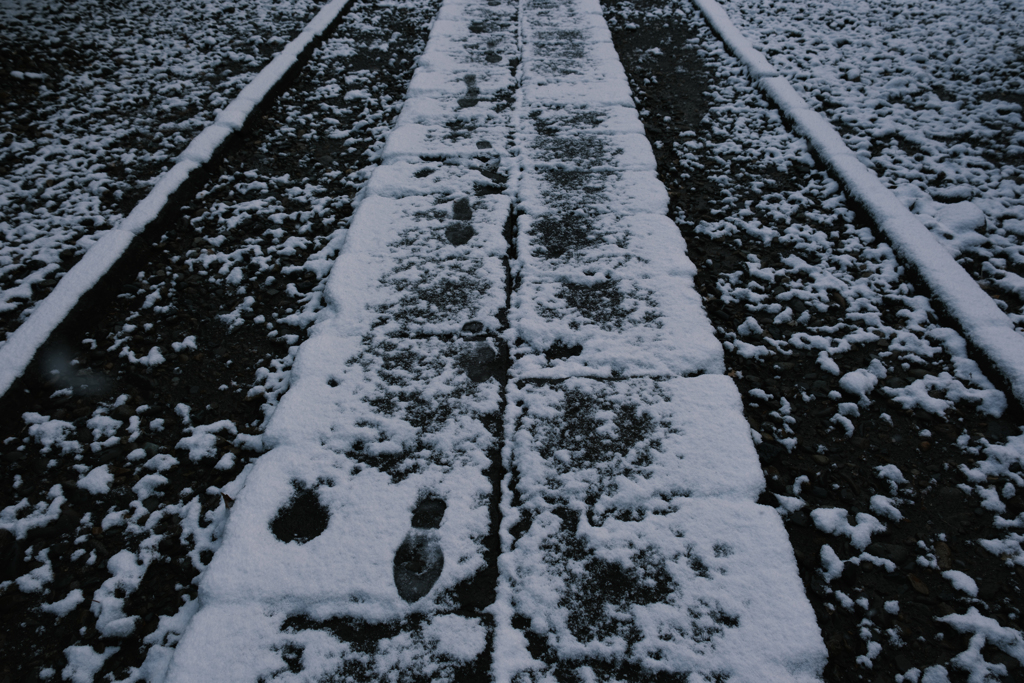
1, 0, 1022, 680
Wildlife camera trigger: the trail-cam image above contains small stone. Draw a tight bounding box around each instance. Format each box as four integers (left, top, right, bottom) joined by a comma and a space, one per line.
112, 404, 134, 419
811, 453, 830, 465
934, 541, 952, 571
908, 573, 930, 595
936, 487, 965, 505
866, 543, 911, 565
0, 528, 20, 581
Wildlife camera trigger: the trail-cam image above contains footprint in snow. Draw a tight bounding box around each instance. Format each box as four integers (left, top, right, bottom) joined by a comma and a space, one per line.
394, 495, 446, 602
270, 482, 330, 544
445, 197, 475, 245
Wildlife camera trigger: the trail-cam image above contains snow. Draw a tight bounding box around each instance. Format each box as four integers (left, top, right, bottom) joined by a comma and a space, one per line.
24, 412, 79, 455
820, 545, 845, 583
942, 570, 979, 597
62, 645, 119, 683
77, 464, 113, 495
0, 484, 65, 540
421, 614, 488, 661
838, 367, 880, 404
92, 550, 147, 637
16, 548, 54, 593
810, 507, 886, 550
876, 464, 909, 489
175, 420, 238, 462
937, 608, 1024, 681
869, 494, 903, 522
41, 588, 85, 618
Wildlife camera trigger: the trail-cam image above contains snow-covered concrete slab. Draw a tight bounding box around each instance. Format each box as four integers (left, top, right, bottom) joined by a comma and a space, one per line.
420, 18, 519, 59
521, 0, 603, 22
495, 497, 825, 683
520, 16, 614, 46
168, 331, 503, 681
406, 68, 517, 101
519, 132, 656, 171
517, 169, 669, 218
416, 46, 517, 79
322, 193, 510, 339
506, 375, 764, 502
521, 64, 634, 109
492, 0, 829, 679
392, 96, 511, 129
194, 443, 493, 611
437, 0, 517, 17
196, 440, 493, 610
366, 159, 509, 199
382, 98, 513, 163
383, 123, 512, 162
521, 104, 647, 137
509, 213, 722, 379
265, 333, 503, 454
169, 592, 491, 683
515, 212, 687, 274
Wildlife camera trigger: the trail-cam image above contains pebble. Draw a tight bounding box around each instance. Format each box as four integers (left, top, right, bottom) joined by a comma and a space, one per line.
934, 541, 952, 570
908, 573, 930, 595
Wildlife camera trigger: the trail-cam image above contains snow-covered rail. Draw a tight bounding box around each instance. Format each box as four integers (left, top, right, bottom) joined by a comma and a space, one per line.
690, 0, 1024, 411
0, 0, 356, 402
164, 0, 826, 680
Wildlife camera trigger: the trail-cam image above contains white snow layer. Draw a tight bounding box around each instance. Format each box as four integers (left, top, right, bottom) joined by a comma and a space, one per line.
0, 0, 358, 400
690, 0, 1024, 410
165, 0, 826, 680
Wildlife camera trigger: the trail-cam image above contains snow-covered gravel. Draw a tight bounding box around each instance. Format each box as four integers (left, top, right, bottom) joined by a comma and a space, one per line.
0, 0, 439, 678
604, 0, 1024, 680
0, 0, 325, 343
713, 0, 1024, 332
